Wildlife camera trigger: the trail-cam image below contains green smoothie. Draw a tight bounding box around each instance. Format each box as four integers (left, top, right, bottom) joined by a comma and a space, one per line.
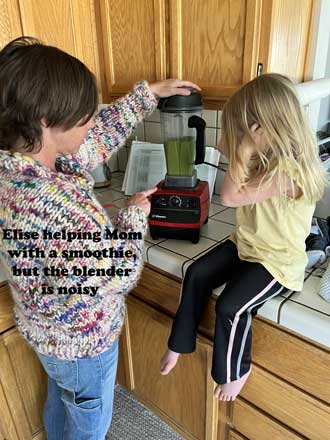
164, 137, 195, 176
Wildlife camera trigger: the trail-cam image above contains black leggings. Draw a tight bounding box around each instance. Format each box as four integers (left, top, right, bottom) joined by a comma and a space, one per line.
167, 239, 288, 384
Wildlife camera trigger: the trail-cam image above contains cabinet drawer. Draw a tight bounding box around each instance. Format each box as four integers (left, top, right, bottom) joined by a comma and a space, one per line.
252, 319, 330, 403
228, 430, 246, 440
232, 399, 304, 440
240, 364, 330, 440
0, 283, 15, 333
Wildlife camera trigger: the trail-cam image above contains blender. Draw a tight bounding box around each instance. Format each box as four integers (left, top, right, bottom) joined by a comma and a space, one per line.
149, 90, 210, 243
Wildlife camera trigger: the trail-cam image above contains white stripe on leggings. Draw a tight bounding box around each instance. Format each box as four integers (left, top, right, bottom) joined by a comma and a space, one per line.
235, 285, 284, 379
226, 278, 277, 383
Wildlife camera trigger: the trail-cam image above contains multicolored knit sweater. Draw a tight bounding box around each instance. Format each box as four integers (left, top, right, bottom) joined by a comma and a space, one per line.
0, 81, 158, 360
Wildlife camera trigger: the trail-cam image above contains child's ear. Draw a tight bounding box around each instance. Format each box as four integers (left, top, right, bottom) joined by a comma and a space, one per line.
250, 123, 260, 132
250, 124, 265, 147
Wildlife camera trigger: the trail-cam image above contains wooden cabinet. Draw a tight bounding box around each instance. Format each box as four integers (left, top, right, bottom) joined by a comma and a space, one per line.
0, 0, 316, 106
0, 0, 23, 48
99, 0, 166, 98
231, 399, 304, 440
168, 0, 262, 100
258, 0, 314, 83
100, 0, 315, 105
117, 264, 330, 440
0, 284, 47, 440
122, 295, 218, 440
0, 0, 104, 101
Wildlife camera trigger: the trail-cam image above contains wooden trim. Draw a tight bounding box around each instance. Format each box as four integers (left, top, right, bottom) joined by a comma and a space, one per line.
169, 0, 182, 78
154, 0, 167, 80
257, 0, 274, 72
0, 329, 31, 438
99, 0, 115, 97
242, 0, 263, 82
205, 347, 218, 440
0, 380, 19, 440
93, 0, 109, 102
33, 430, 46, 440
17, 0, 36, 36
217, 398, 232, 440
0, 282, 15, 333
303, 0, 318, 81
121, 312, 135, 390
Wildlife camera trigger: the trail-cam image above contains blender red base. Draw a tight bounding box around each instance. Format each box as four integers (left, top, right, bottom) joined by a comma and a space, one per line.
148, 180, 210, 243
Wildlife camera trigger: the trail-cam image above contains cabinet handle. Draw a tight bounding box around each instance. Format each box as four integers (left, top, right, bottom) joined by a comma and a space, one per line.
257, 63, 263, 77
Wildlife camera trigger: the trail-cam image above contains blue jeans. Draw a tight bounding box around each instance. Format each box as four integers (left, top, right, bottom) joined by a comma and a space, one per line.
36, 338, 119, 440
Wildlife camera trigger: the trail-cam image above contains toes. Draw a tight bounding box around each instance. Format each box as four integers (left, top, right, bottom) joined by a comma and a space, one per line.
219, 391, 226, 401
214, 386, 221, 399
160, 363, 169, 375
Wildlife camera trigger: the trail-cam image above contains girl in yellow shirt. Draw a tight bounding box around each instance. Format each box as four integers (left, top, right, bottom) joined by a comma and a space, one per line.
160, 73, 326, 401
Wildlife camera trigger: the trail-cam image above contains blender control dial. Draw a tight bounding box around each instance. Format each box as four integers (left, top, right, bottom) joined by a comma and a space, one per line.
169, 195, 182, 208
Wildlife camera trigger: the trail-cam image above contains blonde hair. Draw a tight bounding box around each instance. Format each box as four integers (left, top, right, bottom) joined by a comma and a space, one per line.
220, 73, 327, 203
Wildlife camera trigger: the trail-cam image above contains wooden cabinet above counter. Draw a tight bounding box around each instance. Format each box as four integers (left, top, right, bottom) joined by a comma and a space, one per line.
0, 0, 315, 108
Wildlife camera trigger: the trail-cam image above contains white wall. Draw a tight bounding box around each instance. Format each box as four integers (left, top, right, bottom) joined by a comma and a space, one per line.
318, 39, 330, 130
304, 0, 330, 132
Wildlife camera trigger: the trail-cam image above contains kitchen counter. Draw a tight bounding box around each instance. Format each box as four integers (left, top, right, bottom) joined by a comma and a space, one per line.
1, 171, 329, 348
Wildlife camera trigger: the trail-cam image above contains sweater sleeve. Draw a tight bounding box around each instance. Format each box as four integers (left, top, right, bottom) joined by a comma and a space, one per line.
68, 81, 158, 172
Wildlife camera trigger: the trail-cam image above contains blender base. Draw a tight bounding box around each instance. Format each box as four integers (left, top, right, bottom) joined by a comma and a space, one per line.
148, 180, 210, 244
149, 219, 208, 244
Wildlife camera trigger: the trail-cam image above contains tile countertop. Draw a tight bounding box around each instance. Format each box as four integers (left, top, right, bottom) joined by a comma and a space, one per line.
1, 171, 329, 348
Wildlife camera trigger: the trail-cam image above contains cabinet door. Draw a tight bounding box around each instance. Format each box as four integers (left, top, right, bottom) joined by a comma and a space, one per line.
126, 296, 218, 440
169, 0, 261, 101
258, 0, 314, 83
99, 0, 166, 100
14, 0, 103, 100
0, 0, 23, 48
0, 328, 47, 440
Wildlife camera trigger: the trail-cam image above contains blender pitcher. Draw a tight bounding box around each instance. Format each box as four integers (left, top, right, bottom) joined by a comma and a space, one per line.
158, 91, 206, 188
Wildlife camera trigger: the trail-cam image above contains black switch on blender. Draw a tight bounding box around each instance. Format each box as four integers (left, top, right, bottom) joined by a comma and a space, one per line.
148, 89, 210, 244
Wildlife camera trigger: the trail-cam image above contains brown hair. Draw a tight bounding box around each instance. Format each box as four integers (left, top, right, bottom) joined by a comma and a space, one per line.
0, 36, 98, 153
220, 73, 326, 203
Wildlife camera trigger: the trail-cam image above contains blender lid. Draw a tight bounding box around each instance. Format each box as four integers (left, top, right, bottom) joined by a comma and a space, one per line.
158, 89, 203, 112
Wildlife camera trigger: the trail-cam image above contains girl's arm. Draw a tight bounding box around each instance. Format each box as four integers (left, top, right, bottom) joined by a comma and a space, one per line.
220, 170, 301, 207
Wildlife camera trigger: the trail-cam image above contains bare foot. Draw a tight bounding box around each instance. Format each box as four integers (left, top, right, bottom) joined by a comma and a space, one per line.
214, 367, 252, 401
160, 349, 180, 375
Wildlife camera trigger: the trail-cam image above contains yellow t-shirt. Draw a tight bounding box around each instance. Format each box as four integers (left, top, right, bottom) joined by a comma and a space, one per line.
229, 184, 315, 292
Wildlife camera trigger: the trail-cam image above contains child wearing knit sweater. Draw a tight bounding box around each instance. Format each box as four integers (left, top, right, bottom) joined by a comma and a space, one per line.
0, 36, 200, 439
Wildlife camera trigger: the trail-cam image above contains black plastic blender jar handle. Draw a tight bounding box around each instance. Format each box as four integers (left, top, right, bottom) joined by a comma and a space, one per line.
188, 115, 206, 165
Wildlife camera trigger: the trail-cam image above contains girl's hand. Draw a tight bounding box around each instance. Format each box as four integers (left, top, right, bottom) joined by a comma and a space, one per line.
149, 79, 201, 98
127, 187, 158, 216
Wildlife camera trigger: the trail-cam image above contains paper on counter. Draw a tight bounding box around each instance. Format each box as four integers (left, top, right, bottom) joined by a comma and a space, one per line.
122, 142, 167, 195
